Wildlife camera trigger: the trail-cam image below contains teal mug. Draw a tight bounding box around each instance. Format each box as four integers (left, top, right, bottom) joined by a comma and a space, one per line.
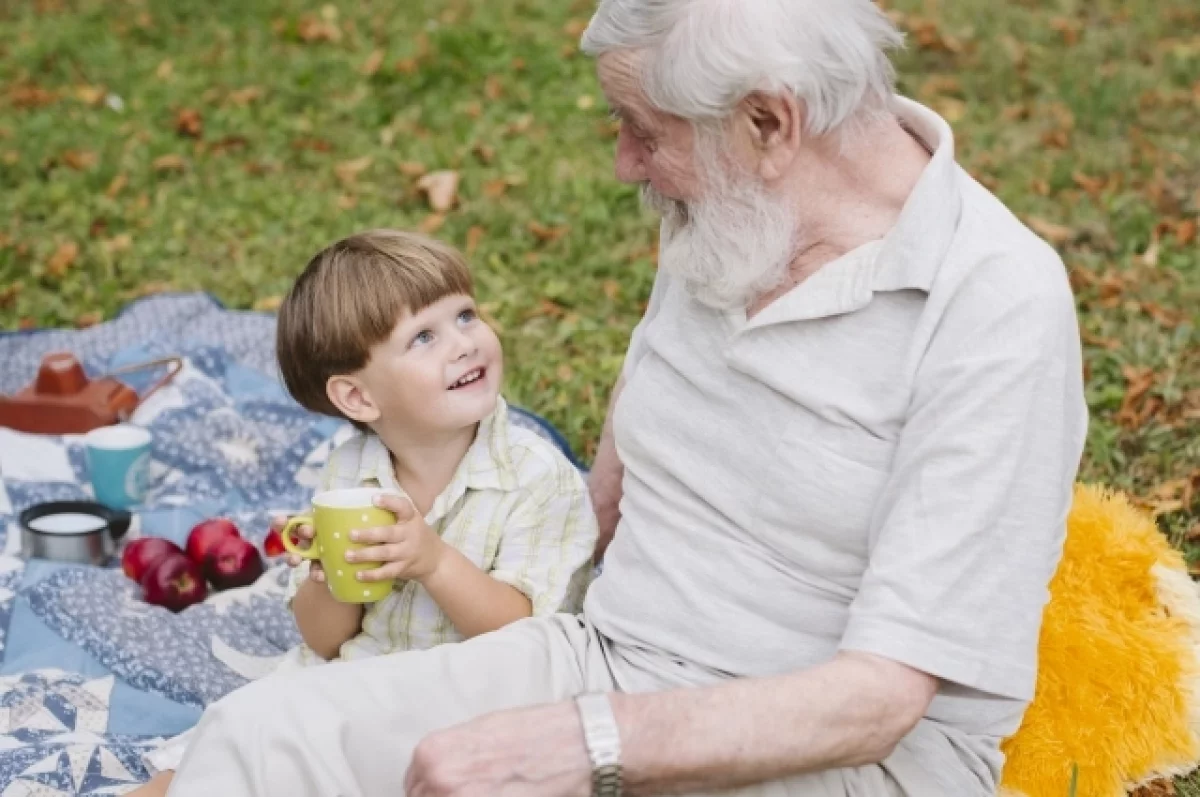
84, 424, 153, 509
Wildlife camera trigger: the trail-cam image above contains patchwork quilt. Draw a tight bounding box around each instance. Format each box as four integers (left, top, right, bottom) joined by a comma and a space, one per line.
0, 293, 581, 794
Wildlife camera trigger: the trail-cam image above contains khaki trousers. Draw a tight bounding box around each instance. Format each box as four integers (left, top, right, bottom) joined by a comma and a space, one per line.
166, 615, 946, 797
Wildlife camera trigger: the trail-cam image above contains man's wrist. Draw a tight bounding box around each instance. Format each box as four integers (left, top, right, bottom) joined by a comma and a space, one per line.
576, 692, 623, 796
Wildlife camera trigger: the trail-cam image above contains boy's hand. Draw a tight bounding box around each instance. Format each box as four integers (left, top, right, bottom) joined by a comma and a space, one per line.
346, 494, 447, 583
272, 514, 326, 583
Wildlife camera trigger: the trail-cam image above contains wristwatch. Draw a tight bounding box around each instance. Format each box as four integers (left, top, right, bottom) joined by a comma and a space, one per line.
575, 692, 623, 797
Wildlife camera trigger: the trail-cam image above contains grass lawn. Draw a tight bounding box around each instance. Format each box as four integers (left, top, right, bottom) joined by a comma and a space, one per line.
0, 0, 1198, 788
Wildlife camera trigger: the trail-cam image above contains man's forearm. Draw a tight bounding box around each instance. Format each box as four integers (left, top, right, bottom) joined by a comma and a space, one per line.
611, 652, 938, 795
590, 374, 626, 560
292, 578, 364, 660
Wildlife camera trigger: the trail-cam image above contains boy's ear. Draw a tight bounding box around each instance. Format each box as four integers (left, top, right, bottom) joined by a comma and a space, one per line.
326, 375, 381, 425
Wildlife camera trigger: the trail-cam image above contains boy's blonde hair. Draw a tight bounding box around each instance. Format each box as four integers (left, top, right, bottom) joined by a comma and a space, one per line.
276, 229, 474, 423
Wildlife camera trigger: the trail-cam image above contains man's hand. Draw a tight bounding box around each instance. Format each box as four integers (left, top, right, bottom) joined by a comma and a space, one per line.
346, 493, 448, 583
405, 702, 592, 797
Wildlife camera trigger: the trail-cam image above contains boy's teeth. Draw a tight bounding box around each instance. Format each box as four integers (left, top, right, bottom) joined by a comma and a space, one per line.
453, 369, 482, 388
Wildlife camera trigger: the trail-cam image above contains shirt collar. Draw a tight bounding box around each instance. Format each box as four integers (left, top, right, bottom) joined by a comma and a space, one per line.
355, 397, 520, 525
740, 96, 961, 331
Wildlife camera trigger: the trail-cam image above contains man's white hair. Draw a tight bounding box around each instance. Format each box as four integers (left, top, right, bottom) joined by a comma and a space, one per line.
581, 0, 903, 136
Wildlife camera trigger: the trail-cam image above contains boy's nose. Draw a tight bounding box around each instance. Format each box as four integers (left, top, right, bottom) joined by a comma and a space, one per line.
452, 330, 477, 359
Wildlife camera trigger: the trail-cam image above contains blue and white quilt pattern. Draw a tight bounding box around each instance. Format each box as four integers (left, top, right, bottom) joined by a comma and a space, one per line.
0, 293, 581, 793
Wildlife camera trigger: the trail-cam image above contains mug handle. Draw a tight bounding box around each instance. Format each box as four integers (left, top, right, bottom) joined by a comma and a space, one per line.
280, 516, 319, 559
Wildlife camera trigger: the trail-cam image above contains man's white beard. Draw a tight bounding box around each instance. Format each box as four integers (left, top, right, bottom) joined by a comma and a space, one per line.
642, 139, 799, 311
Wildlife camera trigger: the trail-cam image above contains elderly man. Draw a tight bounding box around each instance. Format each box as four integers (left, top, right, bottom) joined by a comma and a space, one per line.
166, 1, 1087, 795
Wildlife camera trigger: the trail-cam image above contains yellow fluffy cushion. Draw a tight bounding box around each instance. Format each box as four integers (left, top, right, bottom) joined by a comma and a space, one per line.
999, 484, 1200, 797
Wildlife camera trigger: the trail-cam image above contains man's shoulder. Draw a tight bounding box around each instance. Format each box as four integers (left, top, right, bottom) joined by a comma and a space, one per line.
934, 170, 1078, 327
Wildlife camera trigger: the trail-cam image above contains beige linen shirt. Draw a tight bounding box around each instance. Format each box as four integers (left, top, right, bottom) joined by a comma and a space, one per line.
584, 97, 1088, 792
288, 397, 596, 662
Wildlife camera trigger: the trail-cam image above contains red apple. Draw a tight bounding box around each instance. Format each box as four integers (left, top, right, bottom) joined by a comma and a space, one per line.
186, 518, 241, 565
140, 554, 207, 612
121, 537, 184, 582
203, 535, 265, 591
263, 527, 286, 558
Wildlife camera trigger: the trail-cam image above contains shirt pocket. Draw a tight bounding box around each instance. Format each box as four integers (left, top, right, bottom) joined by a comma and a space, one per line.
751, 413, 894, 591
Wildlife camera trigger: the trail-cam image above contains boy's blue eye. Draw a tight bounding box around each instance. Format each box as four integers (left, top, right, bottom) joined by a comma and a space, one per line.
457, 309, 477, 324
412, 330, 434, 347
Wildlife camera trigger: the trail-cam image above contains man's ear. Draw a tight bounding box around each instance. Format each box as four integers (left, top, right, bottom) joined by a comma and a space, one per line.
326, 375, 381, 425
740, 91, 804, 181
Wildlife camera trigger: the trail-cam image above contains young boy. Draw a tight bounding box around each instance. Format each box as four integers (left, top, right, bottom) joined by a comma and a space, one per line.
134, 229, 597, 793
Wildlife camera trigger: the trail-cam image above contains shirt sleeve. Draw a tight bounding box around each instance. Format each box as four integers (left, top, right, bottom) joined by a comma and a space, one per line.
489, 458, 598, 616
838, 276, 1088, 701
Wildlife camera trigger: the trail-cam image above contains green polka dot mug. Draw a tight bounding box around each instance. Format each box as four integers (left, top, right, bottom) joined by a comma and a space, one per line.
280, 487, 397, 603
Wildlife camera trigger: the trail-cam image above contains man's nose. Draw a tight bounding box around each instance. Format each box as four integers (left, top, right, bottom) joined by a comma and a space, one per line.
614, 127, 646, 184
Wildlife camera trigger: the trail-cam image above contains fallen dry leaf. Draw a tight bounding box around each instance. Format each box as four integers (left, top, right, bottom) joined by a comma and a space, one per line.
398, 161, 427, 178
297, 15, 342, 43
1142, 302, 1183, 328
9, 84, 56, 109
75, 311, 103, 329
1049, 17, 1082, 46
473, 143, 496, 164
174, 108, 203, 138
508, 114, 534, 134
1117, 365, 1157, 429
105, 173, 128, 198
253, 295, 283, 312
577, 95, 596, 110
360, 49, 385, 77
466, 225, 485, 254
120, 280, 176, 300
46, 241, 79, 278
156, 59, 174, 80
1175, 218, 1197, 246
1142, 235, 1161, 267
1027, 216, 1074, 246
1132, 777, 1177, 796
536, 298, 567, 318
17, 318, 36, 331
484, 75, 504, 101
482, 179, 509, 199
417, 170, 460, 212
1072, 171, 1106, 196
292, 137, 333, 153
563, 18, 587, 38
0, 282, 21, 308
528, 221, 568, 243
209, 135, 249, 155
62, 150, 98, 170
102, 234, 133, 255
419, 214, 446, 234
557, 363, 574, 381
152, 154, 187, 172
227, 86, 264, 106
1041, 128, 1071, 149
88, 218, 108, 238
74, 85, 105, 106
334, 156, 373, 185
1080, 329, 1121, 350
603, 280, 621, 300
336, 194, 357, 210
395, 57, 420, 75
